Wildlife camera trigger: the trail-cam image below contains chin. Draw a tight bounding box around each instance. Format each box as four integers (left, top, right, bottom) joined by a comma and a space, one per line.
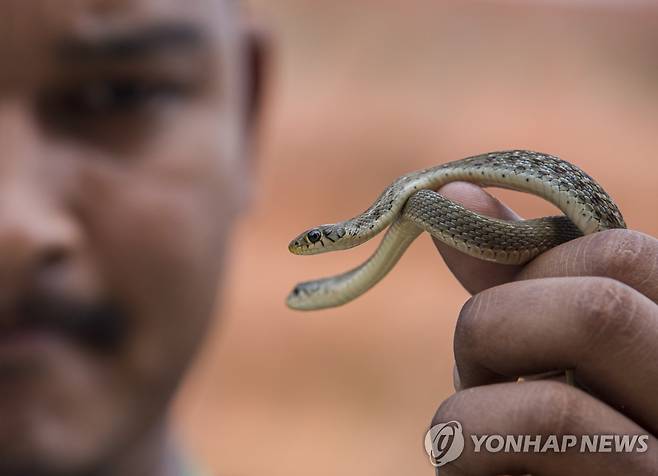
0, 398, 109, 476
0, 361, 117, 476
0, 430, 99, 476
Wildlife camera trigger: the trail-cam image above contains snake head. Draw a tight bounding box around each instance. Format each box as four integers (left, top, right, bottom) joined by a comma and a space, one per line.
288, 225, 347, 255
286, 281, 322, 310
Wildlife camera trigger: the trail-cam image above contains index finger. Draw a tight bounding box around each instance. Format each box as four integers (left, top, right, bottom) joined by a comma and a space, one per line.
433, 182, 658, 303
518, 228, 658, 303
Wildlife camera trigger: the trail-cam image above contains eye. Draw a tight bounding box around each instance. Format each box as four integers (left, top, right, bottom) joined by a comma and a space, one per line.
38, 77, 193, 150
67, 79, 182, 116
306, 229, 322, 244
40, 78, 188, 125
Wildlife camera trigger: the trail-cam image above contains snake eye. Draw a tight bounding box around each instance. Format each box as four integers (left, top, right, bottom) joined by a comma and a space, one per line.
306, 229, 322, 244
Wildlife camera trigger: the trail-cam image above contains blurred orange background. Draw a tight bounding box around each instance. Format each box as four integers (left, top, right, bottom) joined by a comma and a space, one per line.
174, 1, 658, 475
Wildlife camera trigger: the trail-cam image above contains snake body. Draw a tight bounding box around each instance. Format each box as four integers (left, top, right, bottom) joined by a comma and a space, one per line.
286, 150, 626, 311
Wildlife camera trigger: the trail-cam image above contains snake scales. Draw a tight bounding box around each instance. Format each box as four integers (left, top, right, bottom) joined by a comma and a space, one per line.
286, 150, 626, 311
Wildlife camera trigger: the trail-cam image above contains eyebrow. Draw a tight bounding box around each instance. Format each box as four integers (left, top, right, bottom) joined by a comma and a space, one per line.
57, 24, 207, 61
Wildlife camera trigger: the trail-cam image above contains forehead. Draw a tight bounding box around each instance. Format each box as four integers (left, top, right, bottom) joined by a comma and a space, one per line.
0, 0, 235, 63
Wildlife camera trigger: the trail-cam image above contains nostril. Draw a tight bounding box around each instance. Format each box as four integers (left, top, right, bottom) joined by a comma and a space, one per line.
39, 247, 70, 268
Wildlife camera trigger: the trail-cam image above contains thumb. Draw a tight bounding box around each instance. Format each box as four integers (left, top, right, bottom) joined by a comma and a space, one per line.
433, 182, 524, 295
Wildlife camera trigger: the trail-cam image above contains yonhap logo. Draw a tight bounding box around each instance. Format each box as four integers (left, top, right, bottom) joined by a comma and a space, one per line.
424, 421, 465, 467
423, 421, 650, 469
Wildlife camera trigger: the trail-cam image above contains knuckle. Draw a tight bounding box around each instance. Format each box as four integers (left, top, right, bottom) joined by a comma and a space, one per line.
588, 229, 653, 283
455, 298, 477, 347
574, 277, 637, 344
432, 382, 584, 437
521, 381, 581, 436
432, 390, 465, 426
454, 294, 488, 361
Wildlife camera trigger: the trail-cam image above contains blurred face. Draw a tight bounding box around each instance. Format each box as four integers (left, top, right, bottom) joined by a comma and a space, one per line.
0, 0, 252, 474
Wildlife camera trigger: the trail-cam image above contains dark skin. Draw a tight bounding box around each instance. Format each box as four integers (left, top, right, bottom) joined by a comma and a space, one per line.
1, 0, 655, 475
432, 182, 658, 475
0, 1, 261, 475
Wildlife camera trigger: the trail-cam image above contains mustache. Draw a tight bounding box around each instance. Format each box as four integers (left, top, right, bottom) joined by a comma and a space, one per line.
12, 289, 129, 353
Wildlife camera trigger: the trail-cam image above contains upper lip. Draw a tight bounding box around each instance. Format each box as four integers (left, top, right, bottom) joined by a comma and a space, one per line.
0, 305, 69, 343
0, 292, 123, 353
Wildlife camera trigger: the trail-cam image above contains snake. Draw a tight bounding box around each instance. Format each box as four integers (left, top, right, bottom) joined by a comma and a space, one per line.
286, 150, 626, 311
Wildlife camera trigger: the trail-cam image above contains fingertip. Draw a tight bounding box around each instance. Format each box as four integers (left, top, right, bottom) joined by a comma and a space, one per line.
437, 182, 521, 221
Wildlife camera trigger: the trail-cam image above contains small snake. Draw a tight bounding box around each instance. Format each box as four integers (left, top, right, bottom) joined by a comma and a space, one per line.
286, 150, 626, 311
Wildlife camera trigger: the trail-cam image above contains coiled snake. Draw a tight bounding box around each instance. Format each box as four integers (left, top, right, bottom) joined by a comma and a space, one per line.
286, 150, 626, 311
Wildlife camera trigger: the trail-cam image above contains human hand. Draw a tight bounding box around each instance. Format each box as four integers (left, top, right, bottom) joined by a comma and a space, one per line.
429, 182, 658, 475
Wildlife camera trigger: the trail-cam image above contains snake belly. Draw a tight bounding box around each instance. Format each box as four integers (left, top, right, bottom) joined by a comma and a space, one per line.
287, 150, 626, 311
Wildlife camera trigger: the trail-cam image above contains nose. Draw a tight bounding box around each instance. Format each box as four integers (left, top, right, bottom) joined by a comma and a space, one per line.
0, 99, 81, 301
0, 191, 79, 291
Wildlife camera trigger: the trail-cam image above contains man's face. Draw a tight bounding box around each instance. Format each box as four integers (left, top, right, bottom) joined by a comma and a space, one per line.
0, 0, 249, 474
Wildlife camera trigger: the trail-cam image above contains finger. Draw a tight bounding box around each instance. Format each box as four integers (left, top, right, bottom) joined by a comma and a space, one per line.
518, 229, 658, 304
453, 363, 461, 391
431, 381, 658, 476
453, 276, 658, 434
433, 182, 524, 295
451, 359, 570, 394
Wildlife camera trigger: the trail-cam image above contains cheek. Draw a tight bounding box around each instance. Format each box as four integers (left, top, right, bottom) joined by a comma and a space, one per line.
73, 149, 240, 386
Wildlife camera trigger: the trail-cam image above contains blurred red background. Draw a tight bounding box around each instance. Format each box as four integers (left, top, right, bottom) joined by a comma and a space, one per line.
174, 1, 658, 475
